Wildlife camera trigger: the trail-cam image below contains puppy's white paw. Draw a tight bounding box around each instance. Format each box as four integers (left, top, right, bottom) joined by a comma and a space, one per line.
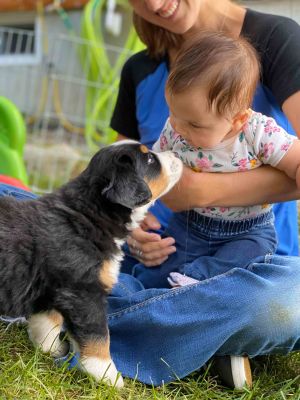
29, 326, 68, 357
80, 357, 124, 388
27, 313, 67, 357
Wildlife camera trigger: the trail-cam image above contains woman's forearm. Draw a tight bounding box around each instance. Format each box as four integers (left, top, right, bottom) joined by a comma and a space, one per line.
162, 165, 300, 211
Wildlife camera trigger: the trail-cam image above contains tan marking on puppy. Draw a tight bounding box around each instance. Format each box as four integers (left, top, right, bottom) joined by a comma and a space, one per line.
140, 144, 149, 153
48, 309, 64, 326
99, 260, 119, 292
146, 168, 169, 200
80, 336, 124, 387
81, 336, 111, 360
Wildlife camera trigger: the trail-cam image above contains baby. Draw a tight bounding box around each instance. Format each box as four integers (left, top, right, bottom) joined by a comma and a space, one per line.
152, 31, 300, 287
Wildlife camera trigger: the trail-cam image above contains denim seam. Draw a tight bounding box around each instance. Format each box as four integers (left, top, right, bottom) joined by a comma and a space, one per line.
115, 281, 134, 296
265, 239, 278, 257
3, 190, 37, 200
247, 262, 264, 271
264, 254, 272, 265
248, 252, 296, 270
263, 254, 293, 265
108, 268, 238, 319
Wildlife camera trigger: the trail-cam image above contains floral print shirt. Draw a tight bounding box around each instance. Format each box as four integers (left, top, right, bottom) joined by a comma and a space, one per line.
153, 111, 296, 220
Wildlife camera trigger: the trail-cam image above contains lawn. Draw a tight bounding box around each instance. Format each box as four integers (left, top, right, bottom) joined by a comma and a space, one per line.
0, 322, 299, 399
0, 201, 299, 399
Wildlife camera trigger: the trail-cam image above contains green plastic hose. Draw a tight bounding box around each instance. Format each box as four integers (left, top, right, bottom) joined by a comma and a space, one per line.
0, 96, 28, 185
80, 0, 144, 150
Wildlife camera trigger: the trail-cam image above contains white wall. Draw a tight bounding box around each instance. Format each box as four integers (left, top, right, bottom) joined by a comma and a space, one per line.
0, 10, 84, 118
0, 8, 133, 124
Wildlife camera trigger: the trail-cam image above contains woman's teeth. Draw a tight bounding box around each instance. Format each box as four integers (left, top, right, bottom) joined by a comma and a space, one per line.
158, 0, 179, 18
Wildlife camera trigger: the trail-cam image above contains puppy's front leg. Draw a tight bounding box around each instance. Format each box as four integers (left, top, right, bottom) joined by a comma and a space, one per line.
28, 310, 68, 357
78, 334, 123, 388
55, 289, 124, 388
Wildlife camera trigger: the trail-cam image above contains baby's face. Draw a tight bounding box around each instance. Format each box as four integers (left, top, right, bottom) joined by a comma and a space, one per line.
166, 87, 235, 149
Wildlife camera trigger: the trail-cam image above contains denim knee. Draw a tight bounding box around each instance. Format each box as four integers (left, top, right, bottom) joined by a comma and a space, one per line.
216, 285, 300, 357
251, 290, 300, 350
230, 259, 300, 355
0, 184, 36, 200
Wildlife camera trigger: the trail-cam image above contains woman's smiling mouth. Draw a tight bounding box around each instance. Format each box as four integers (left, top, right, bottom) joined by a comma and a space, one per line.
157, 0, 180, 18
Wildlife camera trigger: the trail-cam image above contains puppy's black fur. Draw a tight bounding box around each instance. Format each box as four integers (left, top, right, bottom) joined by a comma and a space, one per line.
0, 142, 181, 385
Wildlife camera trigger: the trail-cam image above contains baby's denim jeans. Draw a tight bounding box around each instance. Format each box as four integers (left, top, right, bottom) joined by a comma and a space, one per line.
1, 184, 300, 386
132, 210, 277, 288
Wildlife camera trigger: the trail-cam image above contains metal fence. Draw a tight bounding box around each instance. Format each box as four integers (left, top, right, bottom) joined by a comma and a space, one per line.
0, 27, 133, 193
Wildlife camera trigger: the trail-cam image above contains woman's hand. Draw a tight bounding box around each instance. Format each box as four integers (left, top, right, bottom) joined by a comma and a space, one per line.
127, 213, 176, 267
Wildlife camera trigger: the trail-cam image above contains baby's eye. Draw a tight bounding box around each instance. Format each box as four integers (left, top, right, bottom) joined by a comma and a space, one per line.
189, 122, 201, 129
147, 153, 155, 165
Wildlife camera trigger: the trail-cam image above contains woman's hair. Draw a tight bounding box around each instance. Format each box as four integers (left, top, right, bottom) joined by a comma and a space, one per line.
133, 12, 183, 58
166, 31, 261, 117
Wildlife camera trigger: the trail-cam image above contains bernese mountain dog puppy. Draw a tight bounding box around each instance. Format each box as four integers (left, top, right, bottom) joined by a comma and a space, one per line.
0, 140, 182, 387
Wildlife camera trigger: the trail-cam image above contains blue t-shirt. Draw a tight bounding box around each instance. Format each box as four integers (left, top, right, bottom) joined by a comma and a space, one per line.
111, 9, 300, 256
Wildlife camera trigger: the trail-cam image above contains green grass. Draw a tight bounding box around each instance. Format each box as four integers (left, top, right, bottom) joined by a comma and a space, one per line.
0, 323, 299, 399
0, 207, 299, 399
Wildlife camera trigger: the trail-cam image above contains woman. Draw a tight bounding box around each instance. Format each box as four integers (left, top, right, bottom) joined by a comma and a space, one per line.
108, 0, 300, 389
112, 0, 300, 263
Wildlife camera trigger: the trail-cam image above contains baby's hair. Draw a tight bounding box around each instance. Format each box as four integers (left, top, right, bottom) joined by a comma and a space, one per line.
166, 31, 261, 117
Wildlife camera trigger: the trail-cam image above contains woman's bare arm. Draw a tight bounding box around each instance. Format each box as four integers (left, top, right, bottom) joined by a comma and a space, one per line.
162, 165, 300, 212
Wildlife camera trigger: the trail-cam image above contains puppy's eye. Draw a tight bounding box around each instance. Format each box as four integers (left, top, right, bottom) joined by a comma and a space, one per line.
147, 153, 155, 165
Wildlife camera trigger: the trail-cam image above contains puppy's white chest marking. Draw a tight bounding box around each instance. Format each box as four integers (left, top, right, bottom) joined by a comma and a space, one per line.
99, 239, 124, 292
127, 202, 154, 230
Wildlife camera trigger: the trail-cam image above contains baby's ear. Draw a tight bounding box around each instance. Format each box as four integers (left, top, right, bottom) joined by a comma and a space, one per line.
231, 109, 251, 132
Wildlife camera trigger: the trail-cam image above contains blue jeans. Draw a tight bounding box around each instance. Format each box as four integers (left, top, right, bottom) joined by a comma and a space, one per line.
132, 210, 278, 288
1, 184, 300, 386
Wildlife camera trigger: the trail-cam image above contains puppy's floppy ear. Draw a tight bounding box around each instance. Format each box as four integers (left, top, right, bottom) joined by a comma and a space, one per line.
102, 172, 152, 209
